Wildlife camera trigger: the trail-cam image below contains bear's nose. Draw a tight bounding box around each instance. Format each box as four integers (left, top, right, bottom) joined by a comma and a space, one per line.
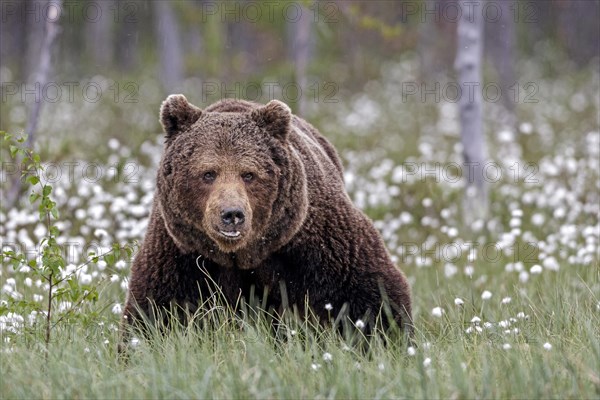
220, 208, 245, 226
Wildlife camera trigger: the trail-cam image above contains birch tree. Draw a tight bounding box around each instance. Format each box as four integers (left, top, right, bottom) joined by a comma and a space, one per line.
455, 0, 488, 225
7, 0, 62, 207
289, 4, 312, 115
153, 1, 184, 92
25, 0, 62, 147
486, 0, 516, 125
86, 0, 114, 67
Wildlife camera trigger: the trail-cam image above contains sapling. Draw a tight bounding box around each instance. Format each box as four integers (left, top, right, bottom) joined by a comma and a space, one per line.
1, 132, 135, 359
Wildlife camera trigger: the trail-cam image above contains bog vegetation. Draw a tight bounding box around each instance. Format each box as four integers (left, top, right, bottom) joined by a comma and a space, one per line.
1, 56, 598, 398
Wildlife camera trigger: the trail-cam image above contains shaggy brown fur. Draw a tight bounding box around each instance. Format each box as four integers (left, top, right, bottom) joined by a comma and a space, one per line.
121, 96, 412, 345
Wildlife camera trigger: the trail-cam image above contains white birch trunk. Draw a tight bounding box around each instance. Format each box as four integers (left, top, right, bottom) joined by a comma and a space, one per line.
153, 1, 184, 92
455, 0, 488, 225
289, 4, 312, 115
86, 0, 114, 67
25, 0, 62, 147
486, 0, 516, 130
7, 0, 62, 208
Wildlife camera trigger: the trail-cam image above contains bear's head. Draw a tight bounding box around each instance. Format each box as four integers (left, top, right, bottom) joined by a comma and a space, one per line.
155, 95, 309, 269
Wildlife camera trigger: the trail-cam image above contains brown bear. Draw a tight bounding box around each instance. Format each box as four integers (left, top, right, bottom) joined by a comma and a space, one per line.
120, 95, 412, 345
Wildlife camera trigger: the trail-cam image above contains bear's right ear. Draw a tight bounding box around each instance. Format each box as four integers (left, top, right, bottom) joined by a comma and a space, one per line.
159, 94, 203, 138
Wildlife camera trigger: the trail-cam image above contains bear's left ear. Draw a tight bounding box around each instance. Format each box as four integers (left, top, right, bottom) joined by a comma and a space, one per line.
159, 94, 203, 138
250, 100, 292, 141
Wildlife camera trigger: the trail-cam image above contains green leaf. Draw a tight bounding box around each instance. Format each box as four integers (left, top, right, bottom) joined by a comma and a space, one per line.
84, 287, 99, 303
9, 145, 19, 158
26, 175, 40, 186
53, 287, 69, 301
50, 208, 59, 219
42, 250, 65, 276
43, 185, 52, 197
49, 226, 59, 237
104, 253, 115, 266
67, 277, 80, 300
10, 258, 21, 270
29, 193, 41, 204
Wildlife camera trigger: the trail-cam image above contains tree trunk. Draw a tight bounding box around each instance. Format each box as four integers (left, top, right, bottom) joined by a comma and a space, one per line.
455, 0, 488, 226
25, 0, 46, 80
116, 7, 140, 73
557, 0, 600, 67
0, 0, 26, 77
153, 1, 184, 93
288, 4, 312, 115
7, 0, 62, 208
86, 0, 114, 67
25, 0, 62, 147
485, 0, 516, 126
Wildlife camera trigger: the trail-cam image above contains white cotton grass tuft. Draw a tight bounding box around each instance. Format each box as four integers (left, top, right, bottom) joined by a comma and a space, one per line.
454, 298, 464, 306
322, 352, 333, 362
481, 290, 492, 300
355, 319, 365, 329
464, 265, 474, 277
543, 342, 552, 351
444, 263, 458, 277
431, 307, 444, 318
519, 271, 529, 283
111, 303, 122, 314
530, 264, 543, 274
543, 257, 560, 271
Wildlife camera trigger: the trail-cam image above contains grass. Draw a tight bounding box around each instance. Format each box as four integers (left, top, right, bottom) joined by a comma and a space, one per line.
1, 58, 599, 398
1, 263, 598, 398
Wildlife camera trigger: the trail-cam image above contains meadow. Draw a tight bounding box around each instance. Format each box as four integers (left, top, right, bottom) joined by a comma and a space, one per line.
1, 58, 599, 399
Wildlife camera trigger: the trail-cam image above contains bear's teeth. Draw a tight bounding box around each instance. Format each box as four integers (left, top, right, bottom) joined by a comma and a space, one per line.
220, 231, 241, 238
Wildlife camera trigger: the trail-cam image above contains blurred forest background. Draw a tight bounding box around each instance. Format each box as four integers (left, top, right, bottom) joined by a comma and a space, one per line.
1, 0, 598, 145
1, 4, 599, 397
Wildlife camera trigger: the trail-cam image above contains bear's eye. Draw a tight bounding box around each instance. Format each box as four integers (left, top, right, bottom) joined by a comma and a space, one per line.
242, 172, 254, 183
203, 171, 217, 182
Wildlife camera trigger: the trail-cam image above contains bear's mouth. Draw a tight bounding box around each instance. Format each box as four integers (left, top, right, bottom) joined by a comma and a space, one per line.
219, 230, 241, 239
